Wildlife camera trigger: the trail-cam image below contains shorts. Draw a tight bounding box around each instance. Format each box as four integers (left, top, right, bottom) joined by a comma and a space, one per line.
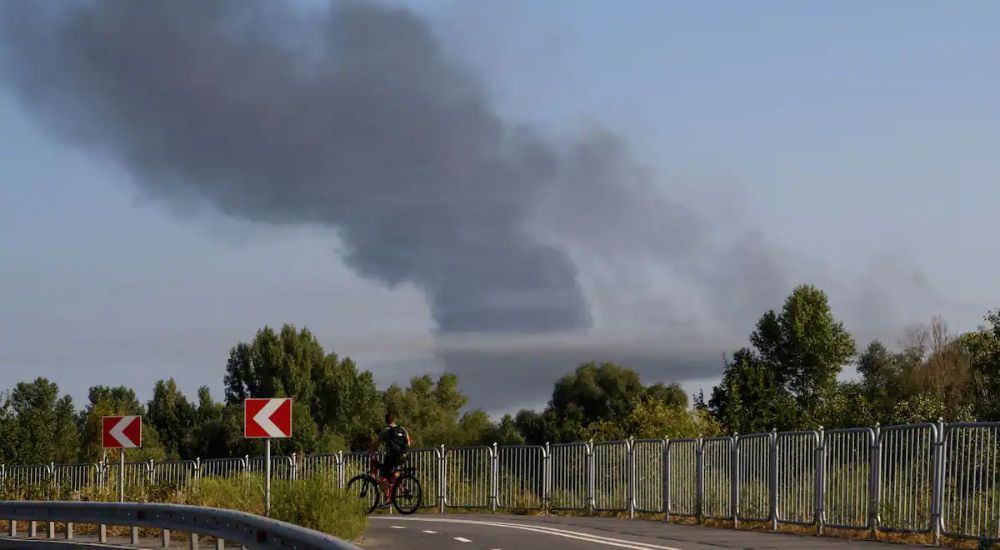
380, 453, 404, 478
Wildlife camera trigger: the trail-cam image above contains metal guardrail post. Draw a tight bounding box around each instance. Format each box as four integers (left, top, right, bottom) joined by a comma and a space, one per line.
696, 436, 704, 524
931, 418, 945, 546
543, 442, 551, 512
438, 445, 446, 514
769, 428, 778, 531
816, 427, 825, 535
587, 440, 595, 515
870, 423, 880, 538
663, 437, 671, 522
732, 434, 740, 528
627, 438, 635, 519
490, 442, 498, 513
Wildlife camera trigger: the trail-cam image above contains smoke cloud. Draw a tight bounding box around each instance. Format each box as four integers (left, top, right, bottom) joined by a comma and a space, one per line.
0, 0, 594, 334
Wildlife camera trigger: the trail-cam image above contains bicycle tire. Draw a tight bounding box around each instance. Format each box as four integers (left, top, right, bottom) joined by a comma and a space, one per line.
347, 474, 382, 514
391, 474, 423, 515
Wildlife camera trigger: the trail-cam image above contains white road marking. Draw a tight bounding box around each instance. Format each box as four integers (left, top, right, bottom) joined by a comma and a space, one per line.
422, 530, 437, 534
454, 537, 472, 542
371, 517, 684, 550
390, 525, 405, 529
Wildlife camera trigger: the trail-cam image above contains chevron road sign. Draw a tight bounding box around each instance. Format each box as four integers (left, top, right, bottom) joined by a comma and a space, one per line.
102, 415, 142, 449
244, 397, 293, 438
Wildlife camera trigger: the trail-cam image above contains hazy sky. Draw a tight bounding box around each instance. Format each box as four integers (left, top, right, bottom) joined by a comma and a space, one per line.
1, 1, 998, 415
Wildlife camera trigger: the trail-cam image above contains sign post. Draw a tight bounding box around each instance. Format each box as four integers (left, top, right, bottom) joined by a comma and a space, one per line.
102, 415, 142, 503
244, 398, 292, 516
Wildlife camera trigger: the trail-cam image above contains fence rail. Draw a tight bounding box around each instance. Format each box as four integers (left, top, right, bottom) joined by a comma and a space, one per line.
2, 420, 999, 544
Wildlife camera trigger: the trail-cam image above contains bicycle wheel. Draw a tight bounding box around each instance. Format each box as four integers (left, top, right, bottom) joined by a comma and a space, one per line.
347, 474, 381, 514
391, 474, 423, 515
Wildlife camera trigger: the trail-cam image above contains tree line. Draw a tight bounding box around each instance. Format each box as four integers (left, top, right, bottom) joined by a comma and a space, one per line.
2, 283, 998, 465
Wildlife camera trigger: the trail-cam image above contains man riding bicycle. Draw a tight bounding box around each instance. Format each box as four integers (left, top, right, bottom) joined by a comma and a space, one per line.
368, 412, 411, 496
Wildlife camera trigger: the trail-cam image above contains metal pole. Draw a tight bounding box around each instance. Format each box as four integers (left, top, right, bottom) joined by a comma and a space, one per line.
265, 439, 272, 517
119, 449, 125, 503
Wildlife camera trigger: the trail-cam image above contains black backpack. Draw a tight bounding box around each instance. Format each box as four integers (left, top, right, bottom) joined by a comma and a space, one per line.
386, 426, 409, 455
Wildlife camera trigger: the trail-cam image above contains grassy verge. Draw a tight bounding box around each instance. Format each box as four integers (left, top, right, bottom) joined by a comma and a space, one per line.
0, 473, 367, 542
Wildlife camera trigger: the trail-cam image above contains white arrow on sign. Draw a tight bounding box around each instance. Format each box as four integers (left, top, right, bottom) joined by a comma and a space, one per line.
252, 399, 288, 438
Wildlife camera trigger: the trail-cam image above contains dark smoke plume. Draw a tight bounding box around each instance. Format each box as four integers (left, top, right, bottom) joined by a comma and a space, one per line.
0, 0, 591, 334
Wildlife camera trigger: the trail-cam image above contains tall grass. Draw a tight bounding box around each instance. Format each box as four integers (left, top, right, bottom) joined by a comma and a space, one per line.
0, 472, 367, 541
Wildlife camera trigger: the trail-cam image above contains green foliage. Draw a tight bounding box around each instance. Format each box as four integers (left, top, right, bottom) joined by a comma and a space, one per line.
383, 374, 467, 447
584, 397, 722, 440
10, 378, 64, 464
709, 348, 799, 433
147, 379, 196, 459
712, 284, 855, 432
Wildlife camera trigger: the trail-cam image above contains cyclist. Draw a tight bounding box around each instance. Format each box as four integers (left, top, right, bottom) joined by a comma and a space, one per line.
368, 412, 411, 497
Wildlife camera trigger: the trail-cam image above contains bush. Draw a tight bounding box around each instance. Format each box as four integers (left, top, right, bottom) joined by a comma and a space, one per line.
271, 475, 368, 540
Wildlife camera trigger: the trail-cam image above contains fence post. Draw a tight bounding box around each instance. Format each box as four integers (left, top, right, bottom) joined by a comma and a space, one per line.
732, 434, 740, 529
587, 440, 595, 515
491, 442, 498, 513
663, 437, 670, 522
291, 453, 297, 481
438, 445, 446, 514
932, 418, 945, 546
696, 435, 704, 524
336, 451, 344, 489
627, 438, 635, 519
870, 423, 880, 539
194, 457, 201, 484
543, 442, 551, 513
816, 426, 825, 536
769, 428, 778, 531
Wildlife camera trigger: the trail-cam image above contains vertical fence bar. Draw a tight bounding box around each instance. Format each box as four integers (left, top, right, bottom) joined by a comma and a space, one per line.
817, 427, 825, 535
696, 436, 704, 523
628, 438, 635, 519
932, 419, 944, 545
587, 441, 595, 514
770, 428, 778, 531
732, 434, 740, 528
491, 442, 498, 513
543, 442, 551, 511
438, 445, 446, 514
664, 437, 671, 522
870, 424, 881, 538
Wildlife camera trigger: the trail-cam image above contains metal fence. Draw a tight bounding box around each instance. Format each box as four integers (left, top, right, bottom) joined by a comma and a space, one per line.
3, 420, 1000, 544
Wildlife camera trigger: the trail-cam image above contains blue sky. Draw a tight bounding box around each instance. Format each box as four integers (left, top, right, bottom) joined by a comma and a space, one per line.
1, 1, 998, 413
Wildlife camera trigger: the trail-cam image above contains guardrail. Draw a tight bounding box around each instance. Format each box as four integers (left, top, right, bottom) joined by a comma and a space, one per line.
0, 501, 362, 549
2, 420, 999, 546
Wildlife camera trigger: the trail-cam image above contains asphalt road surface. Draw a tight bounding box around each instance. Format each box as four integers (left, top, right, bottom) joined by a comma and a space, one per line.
359, 514, 930, 550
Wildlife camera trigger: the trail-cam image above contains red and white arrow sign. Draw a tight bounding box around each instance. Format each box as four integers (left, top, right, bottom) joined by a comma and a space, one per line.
102, 416, 142, 449
244, 398, 292, 438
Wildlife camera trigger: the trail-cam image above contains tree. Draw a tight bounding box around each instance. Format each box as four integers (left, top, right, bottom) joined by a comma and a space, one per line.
957, 311, 1000, 421
749, 284, 855, 424
644, 382, 688, 409
8, 378, 78, 464
186, 386, 230, 459
489, 414, 526, 446
856, 340, 904, 424
52, 395, 80, 463
383, 374, 467, 448
547, 362, 645, 441
224, 324, 325, 405
311, 355, 383, 451
709, 348, 799, 433
584, 396, 722, 441
147, 379, 196, 459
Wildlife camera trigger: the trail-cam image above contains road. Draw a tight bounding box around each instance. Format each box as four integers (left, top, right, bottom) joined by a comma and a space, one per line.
359, 514, 929, 550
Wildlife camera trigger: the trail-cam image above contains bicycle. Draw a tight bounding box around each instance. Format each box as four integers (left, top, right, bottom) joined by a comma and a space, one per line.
346, 452, 423, 515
